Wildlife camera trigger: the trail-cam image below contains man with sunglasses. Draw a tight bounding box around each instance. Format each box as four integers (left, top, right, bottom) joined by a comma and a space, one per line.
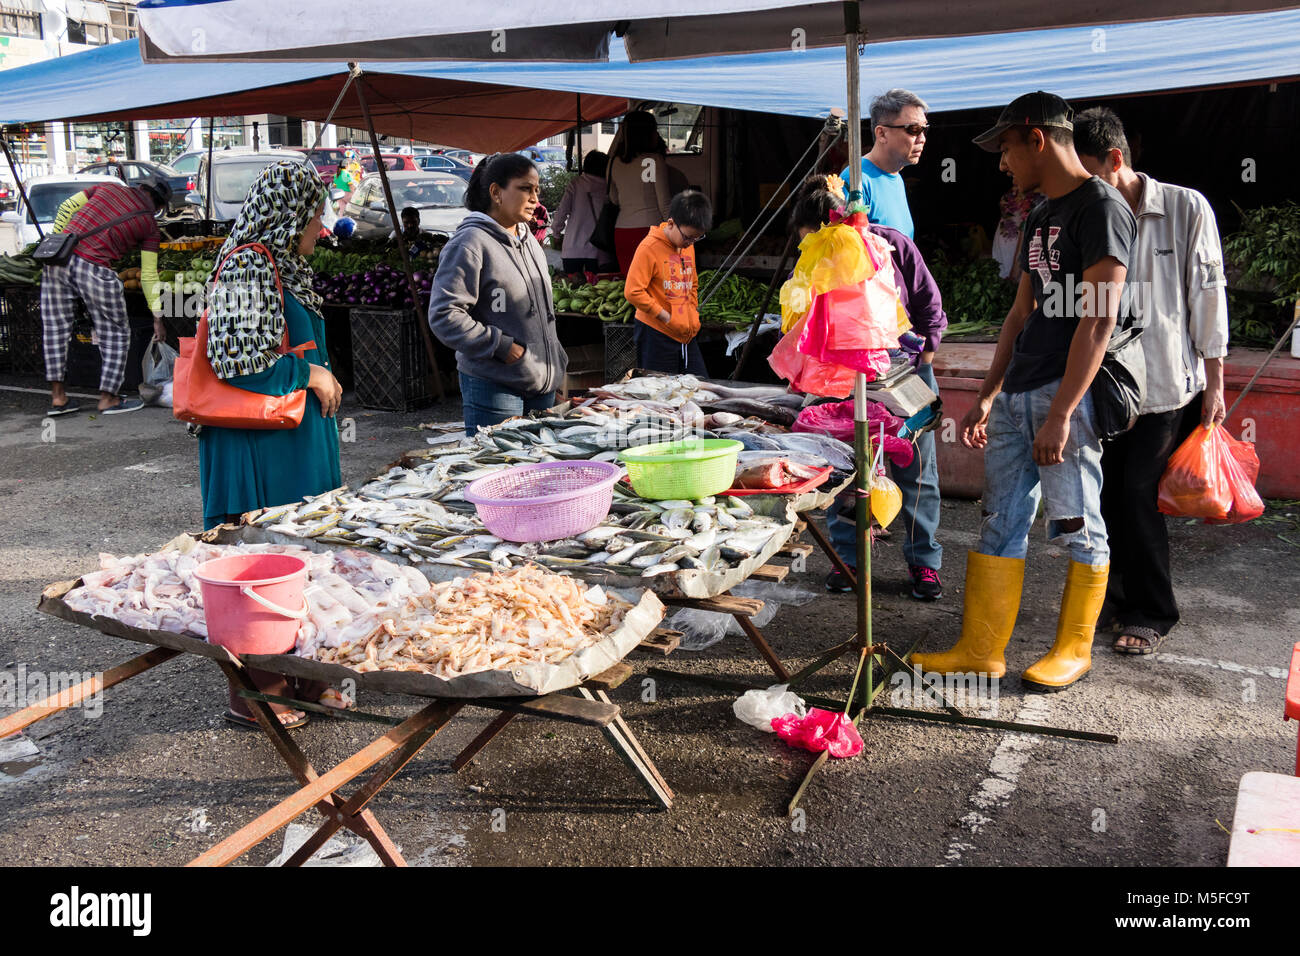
839, 88, 929, 240
624, 189, 713, 375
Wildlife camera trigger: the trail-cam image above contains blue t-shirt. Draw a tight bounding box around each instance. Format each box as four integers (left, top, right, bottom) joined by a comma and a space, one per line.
840, 157, 914, 239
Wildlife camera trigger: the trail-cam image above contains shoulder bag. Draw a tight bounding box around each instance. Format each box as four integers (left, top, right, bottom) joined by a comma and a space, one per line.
1090, 323, 1146, 440
588, 166, 619, 255
172, 242, 316, 430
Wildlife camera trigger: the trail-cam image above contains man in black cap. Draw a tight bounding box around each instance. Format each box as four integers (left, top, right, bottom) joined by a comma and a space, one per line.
911, 92, 1137, 691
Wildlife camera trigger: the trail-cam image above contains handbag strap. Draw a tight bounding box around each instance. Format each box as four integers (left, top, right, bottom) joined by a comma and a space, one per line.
203, 242, 313, 357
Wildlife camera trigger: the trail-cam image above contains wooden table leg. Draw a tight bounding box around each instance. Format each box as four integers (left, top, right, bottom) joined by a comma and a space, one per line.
577, 687, 673, 810
593, 689, 673, 801
284, 701, 464, 867
216, 659, 401, 862
733, 613, 792, 681
0, 647, 179, 739
451, 711, 518, 772
191, 662, 459, 867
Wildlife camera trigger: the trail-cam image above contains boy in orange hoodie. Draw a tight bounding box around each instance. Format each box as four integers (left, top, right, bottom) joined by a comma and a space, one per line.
624, 190, 713, 374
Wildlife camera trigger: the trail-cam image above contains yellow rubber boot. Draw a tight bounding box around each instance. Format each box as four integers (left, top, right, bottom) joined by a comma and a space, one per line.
1021, 560, 1109, 691
911, 552, 1024, 679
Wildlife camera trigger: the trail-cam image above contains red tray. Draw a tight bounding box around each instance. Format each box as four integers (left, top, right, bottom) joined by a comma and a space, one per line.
720, 466, 834, 497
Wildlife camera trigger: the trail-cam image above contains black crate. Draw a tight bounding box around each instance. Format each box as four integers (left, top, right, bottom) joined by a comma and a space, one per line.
350, 307, 434, 412
603, 321, 636, 384
0, 285, 41, 375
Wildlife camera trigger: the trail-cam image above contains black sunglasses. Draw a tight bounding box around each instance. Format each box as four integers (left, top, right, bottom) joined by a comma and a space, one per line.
881, 123, 931, 136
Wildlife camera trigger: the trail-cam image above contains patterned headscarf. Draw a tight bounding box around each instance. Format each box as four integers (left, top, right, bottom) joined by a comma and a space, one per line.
206, 161, 327, 379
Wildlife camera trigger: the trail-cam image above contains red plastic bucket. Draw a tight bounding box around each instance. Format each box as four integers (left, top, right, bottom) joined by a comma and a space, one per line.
194, 553, 308, 655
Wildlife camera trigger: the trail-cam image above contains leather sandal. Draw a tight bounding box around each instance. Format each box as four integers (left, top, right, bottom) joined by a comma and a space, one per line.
1113, 626, 1163, 655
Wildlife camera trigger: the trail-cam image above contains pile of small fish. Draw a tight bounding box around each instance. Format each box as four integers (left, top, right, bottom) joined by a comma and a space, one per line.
62, 542, 430, 655
308, 565, 633, 679
250, 483, 789, 580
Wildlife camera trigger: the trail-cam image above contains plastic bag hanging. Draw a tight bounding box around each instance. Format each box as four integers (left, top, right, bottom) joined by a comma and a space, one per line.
1157, 424, 1264, 523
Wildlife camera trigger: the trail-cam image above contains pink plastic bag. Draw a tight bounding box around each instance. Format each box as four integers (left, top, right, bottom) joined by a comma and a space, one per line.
797, 286, 895, 374
793, 401, 915, 468
769, 314, 858, 398
771, 708, 864, 758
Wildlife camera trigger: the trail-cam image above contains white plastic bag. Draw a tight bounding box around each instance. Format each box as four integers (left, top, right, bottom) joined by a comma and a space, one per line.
733, 683, 807, 732
139, 341, 179, 406
670, 581, 821, 651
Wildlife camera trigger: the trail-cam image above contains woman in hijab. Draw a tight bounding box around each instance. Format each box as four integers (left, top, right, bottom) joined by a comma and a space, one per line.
199, 160, 344, 729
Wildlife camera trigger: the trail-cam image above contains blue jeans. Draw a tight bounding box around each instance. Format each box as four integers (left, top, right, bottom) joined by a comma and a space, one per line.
827, 362, 942, 571
978, 381, 1108, 566
459, 372, 555, 436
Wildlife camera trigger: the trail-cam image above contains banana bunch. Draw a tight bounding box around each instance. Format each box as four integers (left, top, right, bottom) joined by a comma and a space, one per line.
553, 277, 635, 322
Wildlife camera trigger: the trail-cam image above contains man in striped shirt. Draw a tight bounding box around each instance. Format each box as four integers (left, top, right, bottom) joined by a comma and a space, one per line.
43, 177, 169, 415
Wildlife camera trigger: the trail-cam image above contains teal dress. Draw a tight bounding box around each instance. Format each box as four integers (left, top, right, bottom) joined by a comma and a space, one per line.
199, 293, 341, 529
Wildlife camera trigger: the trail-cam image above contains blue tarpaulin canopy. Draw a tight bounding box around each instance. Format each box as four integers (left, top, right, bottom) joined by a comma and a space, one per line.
1, 10, 1298, 150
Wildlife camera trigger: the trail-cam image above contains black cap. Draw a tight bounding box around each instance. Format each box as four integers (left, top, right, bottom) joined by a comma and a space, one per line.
972, 91, 1074, 152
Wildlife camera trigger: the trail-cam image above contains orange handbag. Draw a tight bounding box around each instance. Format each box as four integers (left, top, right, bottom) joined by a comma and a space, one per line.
173, 241, 316, 430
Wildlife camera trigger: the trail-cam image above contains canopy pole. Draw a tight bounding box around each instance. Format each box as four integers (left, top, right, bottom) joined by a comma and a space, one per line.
310, 64, 362, 151
575, 93, 584, 172
354, 71, 446, 402
844, 4, 873, 711
204, 116, 214, 224
1, 135, 43, 240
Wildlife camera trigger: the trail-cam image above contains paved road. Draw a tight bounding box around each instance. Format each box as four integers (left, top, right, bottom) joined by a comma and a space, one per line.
0, 374, 1295, 867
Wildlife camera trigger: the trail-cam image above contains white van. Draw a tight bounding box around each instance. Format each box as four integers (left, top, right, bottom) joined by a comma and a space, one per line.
0, 172, 123, 251
188, 148, 313, 222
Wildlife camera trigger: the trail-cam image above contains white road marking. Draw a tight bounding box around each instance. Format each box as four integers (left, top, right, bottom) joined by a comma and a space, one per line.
943, 694, 1052, 864
1155, 653, 1287, 681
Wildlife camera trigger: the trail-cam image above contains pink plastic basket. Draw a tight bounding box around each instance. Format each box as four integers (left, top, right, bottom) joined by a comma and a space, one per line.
463, 460, 624, 543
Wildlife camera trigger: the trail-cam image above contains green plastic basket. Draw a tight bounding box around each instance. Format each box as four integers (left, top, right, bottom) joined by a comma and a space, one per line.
619, 439, 743, 501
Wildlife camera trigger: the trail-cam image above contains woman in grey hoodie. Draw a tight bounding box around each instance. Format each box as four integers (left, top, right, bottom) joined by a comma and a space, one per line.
428, 153, 567, 435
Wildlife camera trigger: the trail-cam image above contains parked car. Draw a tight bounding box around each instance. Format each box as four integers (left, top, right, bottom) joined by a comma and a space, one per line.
359, 153, 421, 173
516, 145, 567, 172
394, 145, 438, 158
168, 149, 206, 177
0, 177, 16, 212
79, 159, 191, 216
0, 173, 122, 248
285, 146, 346, 183
187, 147, 313, 222
440, 149, 484, 168
415, 154, 473, 181
344, 171, 469, 240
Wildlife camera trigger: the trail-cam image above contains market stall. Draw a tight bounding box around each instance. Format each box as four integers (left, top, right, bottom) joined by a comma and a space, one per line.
7, 370, 856, 862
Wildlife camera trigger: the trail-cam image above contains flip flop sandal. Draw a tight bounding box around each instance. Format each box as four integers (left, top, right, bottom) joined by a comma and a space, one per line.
102, 397, 145, 415
1113, 626, 1163, 655
224, 709, 309, 730
45, 401, 81, 416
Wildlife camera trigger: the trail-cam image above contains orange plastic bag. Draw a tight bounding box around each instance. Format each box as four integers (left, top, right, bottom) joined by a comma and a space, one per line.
1206, 430, 1264, 524
1157, 425, 1264, 523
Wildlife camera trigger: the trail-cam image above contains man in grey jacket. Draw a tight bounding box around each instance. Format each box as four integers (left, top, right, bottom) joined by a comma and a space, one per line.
1074, 107, 1230, 655
427, 153, 567, 434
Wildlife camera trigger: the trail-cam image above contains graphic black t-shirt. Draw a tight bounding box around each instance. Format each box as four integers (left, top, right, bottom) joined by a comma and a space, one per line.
1003, 177, 1137, 394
